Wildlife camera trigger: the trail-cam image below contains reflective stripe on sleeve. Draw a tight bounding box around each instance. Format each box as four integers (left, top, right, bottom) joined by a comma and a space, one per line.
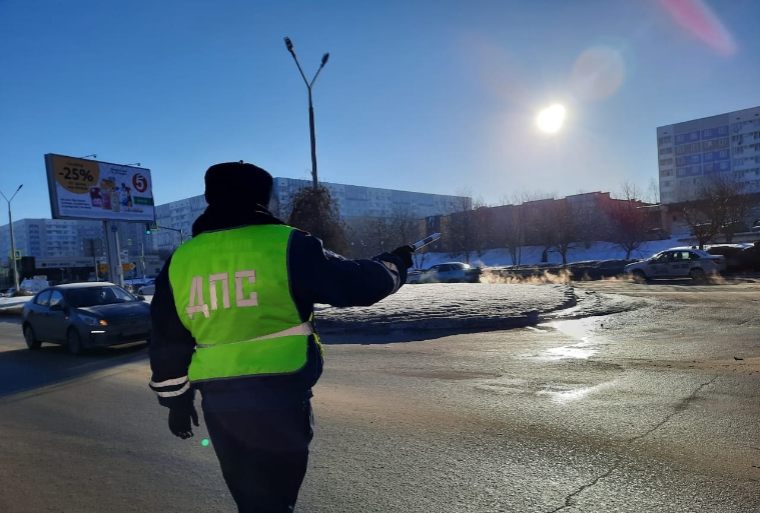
149, 375, 189, 388
154, 382, 190, 398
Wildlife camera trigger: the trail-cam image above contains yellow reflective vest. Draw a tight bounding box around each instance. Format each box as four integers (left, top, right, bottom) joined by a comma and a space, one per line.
168, 224, 313, 382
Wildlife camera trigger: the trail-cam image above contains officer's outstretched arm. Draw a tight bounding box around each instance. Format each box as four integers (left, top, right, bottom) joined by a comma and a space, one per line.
289, 231, 407, 308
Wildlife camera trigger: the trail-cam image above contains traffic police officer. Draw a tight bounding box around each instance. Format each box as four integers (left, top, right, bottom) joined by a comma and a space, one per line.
148, 162, 413, 512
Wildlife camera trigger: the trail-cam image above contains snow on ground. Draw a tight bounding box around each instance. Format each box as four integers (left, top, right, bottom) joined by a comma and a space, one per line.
0, 295, 32, 313
315, 282, 642, 337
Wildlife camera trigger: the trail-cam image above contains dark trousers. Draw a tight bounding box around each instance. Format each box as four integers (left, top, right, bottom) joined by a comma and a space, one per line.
203, 401, 314, 513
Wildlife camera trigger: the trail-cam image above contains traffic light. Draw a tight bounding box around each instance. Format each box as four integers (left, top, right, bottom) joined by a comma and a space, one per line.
145, 222, 157, 235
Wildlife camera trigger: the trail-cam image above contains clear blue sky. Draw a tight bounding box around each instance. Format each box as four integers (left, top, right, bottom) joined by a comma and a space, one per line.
1, 0, 758, 221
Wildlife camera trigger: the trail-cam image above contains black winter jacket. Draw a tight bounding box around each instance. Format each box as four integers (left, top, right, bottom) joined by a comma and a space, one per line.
148, 203, 407, 412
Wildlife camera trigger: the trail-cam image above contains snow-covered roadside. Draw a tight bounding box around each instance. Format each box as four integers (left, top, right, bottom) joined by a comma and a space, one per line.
316, 282, 643, 338
0, 296, 33, 315
414, 237, 736, 269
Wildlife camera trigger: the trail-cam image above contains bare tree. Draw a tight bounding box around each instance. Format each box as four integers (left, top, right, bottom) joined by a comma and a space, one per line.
344, 207, 424, 259
713, 176, 752, 243
504, 207, 524, 265
471, 200, 492, 262
550, 200, 579, 265
681, 175, 752, 248
388, 206, 420, 247
608, 182, 652, 259
502, 191, 554, 265
287, 186, 348, 254
526, 196, 579, 265
646, 177, 661, 204
443, 195, 476, 263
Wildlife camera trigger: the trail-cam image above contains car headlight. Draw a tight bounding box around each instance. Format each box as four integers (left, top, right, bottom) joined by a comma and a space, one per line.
79, 314, 108, 326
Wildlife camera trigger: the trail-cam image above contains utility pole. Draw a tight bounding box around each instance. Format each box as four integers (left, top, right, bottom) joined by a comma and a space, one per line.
284, 37, 330, 189
0, 184, 23, 291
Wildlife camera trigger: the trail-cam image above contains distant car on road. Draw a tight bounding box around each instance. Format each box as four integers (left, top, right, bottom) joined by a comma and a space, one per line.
21, 282, 151, 355
407, 262, 480, 284
137, 283, 156, 295
565, 259, 634, 280
624, 249, 724, 282
124, 277, 155, 294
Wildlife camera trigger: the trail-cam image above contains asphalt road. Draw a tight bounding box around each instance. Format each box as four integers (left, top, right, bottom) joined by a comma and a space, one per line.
0, 281, 758, 513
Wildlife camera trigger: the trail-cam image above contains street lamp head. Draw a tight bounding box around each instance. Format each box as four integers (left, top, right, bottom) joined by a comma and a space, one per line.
16, 184, 23, 193
321, 53, 330, 67
284, 36, 294, 54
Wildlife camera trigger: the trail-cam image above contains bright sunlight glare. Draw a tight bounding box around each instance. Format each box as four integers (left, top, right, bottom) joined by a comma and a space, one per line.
536, 104, 566, 134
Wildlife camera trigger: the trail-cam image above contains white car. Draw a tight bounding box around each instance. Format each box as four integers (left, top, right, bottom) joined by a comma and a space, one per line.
624, 249, 724, 282
409, 262, 480, 284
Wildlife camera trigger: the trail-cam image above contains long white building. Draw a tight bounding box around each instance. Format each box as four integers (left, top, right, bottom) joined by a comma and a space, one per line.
657, 105, 760, 204
150, 178, 470, 252
1, 179, 470, 266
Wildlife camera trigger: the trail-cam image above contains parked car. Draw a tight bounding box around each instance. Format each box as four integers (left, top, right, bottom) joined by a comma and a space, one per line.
406, 270, 424, 284
21, 282, 152, 355
137, 282, 156, 295
124, 277, 155, 294
565, 259, 634, 280
410, 262, 481, 283
19, 278, 50, 294
705, 245, 754, 273
624, 249, 724, 282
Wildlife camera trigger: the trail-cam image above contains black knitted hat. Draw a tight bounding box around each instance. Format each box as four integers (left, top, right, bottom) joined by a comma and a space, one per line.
204, 161, 273, 207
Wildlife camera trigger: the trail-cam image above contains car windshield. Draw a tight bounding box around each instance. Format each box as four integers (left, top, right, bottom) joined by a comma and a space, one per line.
65, 286, 137, 307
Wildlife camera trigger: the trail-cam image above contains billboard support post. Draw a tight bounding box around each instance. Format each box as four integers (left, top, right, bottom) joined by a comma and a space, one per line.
103, 221, 124, 287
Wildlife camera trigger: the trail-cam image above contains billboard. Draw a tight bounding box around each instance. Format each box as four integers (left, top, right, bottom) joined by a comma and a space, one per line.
44, 154, 155, 222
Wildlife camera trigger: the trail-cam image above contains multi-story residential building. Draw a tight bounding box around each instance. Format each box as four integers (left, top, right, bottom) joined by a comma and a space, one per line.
270, 177, 470, 220
657, 105, 760, 204
150, 178, 471, 253
0, 218, 148, 266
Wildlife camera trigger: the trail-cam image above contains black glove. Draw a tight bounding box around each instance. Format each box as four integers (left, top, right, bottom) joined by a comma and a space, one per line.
391, 245, 414, 269
168, 404, 199, 439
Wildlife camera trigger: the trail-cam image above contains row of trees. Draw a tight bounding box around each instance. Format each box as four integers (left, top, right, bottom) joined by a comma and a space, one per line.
285, 186, 431, 264
680, 175, 755, 248
284, 177, 758, 268
442, 187, 659, 265
284, 186, 659, 266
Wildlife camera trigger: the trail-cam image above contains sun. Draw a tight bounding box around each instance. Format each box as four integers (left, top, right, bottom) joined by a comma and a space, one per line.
536, 104, 566, 134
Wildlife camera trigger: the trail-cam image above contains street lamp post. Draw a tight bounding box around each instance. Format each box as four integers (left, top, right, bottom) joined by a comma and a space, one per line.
284, 36, 330, 189
0, 184, 23, 291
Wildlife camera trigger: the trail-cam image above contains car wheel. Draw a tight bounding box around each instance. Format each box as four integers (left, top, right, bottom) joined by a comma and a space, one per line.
689, 268, 706, 282
631, 270, 648, 284
66, 328, 83, 355
23, 325, 41, 350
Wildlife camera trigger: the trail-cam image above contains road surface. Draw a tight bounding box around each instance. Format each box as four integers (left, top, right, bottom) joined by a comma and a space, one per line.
0, 281, 758, 512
